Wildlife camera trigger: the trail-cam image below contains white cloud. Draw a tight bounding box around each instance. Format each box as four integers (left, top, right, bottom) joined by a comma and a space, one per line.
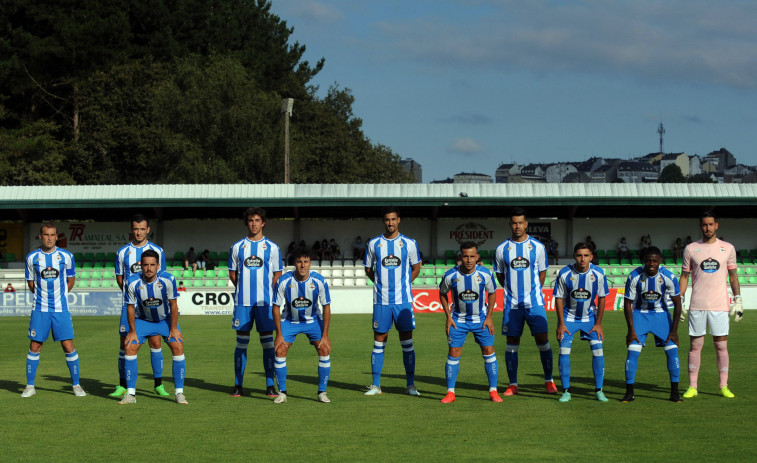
284, 0, 344, 22
448, 137, 484, 154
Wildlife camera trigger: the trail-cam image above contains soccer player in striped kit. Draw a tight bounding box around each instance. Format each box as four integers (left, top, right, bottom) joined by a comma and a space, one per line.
554, 242, 609, 402
622, 246, 683, 403
22, 222, 85, 398
229, 207, 282, 398
364, 206, 422, 396
118, 250, 187, 405
110, 214, 168, 398
494, 207, 556, 396
438, 241, 501, 403
271, 247, 332, 403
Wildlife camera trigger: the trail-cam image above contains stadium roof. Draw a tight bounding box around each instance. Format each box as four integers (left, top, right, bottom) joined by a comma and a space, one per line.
1, 183, 756, 220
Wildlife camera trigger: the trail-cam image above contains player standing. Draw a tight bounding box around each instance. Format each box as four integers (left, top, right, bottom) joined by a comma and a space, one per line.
110, 214, 168, 398
22, 222, 85, 398
494, 207, 556, 395
118, 250, 187, 405
229, 207, 282, 397
271, 248, 332, 403
553, 242, 609, 402
438, 242, 501, 403
622, 246, 683, 403
679, 212, 741, 399
364, 206, 422, 396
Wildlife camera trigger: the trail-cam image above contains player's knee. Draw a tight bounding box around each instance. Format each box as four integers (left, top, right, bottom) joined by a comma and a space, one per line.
125, 345, 140, 356
316, 344, 329, 356
276, 344, 289, 357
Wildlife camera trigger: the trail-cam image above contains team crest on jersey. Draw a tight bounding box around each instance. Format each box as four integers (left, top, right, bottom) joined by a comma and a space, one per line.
309, 282, 316, 290
589, 274, 596, 282
30, 329, 37, 337
373, 320, 379, 329
527, 243, 533, 251
261, 243, 268, 250
234, 319, 240, 328
157, 282, 163, 289
720, 247, 726, 253
475, 275, 482, 284
398, 241, 404, 248
41, 267, 60, 279
120, 325, 126, 333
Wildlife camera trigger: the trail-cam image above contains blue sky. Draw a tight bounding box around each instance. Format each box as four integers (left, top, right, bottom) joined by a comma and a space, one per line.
270, 0, 757, 182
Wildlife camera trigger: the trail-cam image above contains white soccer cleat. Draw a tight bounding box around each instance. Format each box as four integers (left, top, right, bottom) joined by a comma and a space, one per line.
317, 391, 331, 403
364, 385, 382, 396
21, 385, 36, 398
405, 385, 421, 396
72, 385, 86, 397
175, 393, 188, 405
273, 392, 287, 404
118, 394, 137, 405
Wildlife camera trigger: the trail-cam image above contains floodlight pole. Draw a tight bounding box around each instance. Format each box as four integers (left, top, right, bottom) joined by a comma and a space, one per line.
282, 98, 294, 184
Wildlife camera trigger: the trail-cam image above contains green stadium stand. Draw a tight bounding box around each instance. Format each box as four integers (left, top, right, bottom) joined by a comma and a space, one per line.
445, 259, 456, 266
82, 262, 93, 269
78, 280, 90, 288
444, 250, 456, 259
194, 269, 205, 278
746, 267, 756, 275
748, 276, 757, 285
217, 269, 229, 279
89, 280, 102, 288
79, 271, 91, 279
90, 270, 102, 279
101, 279, 114, 288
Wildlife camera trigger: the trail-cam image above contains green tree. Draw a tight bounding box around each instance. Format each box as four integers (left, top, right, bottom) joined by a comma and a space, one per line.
658, 164, 686, 183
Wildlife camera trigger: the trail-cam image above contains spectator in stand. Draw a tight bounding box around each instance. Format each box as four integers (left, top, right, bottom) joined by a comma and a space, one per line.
617, 237, 631, 260
328, 239, 340, 264
284, 242, 296, 266
5, 283, 15, 292
685, 235, 693, 246
197, 249, 212, 270
177, 281, 187, 292
320, 239, 329, 261
673, 238, 684, 261
546, 236, 559, 265
640, 234, 652, 253
312, 240, 323, 261
184, 247, 198, 271
353, 236, 366, 260
585, 236, 598, 264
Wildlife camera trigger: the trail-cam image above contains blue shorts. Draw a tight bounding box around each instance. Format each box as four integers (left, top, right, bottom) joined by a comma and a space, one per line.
130, 318, 182, 345
373, 303, 416, 333
448, 320, 495, 348
232, 305, 274, 332
281, 319, 323, 344
29, 311, 74, 343
502, 305, 548, 337
560, 319, 601, 344
631, 310, 673, 347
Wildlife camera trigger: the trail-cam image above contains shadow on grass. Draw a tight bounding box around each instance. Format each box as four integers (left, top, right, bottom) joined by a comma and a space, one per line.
0, 379, 25, 394
41, 374, 115, 399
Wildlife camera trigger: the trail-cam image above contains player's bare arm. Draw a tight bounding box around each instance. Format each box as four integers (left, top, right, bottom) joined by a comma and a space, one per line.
439, 289, 456, 335
554, 298, 570, 341
116, 275, 124, 291
316, 304, 331, 355
590, 296, 606, 341
228, 270, 237, 287
272, 304, 285, 350
728, 268, 740, 296
410, 263, 421, 282
124, 304, 139, 346
27, 280, 34, 292
679, 270, 690, 297
169, 299, 183, 343
484, 292, 496, 335
539, 270, 546, 287
496, 273, 504, 287
67, 276, 75, 292
365, 267, 375, 283
624, 299, 639, 345
271, 271, 282, 292
667, 295, 682, 346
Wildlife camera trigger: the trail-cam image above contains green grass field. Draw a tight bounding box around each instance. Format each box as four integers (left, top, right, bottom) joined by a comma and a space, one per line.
1, 311, 755, 462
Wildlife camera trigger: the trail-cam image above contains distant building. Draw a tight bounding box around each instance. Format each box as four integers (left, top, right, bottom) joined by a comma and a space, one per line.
453, 172, 493, 183
563, 171, 593, 183
400, 158, 423, 183
545, 163, 577, 183
617, 161, 659, 183
495, 163, 521, 183
430, 177, 454, 184
659, 152, 689, 177
591, 163, 618, 183
724, 164, 756, 183
511, 164, 546, 183
705, 148, 737, 173
689, 155, 702, 176
638, 152, 664, 164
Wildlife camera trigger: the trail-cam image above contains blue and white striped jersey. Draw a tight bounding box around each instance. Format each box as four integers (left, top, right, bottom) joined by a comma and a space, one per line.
553, 263, 608, 322
229, 236, 282, 307
493, 236, 548, 309
273, 271, 331, 324
25, 247, 76, 312
125, 271, 179, 322
115, 241, 166, 283
364, 233, 421, 305
624, 266, 680, 312
439, 265, 497, 324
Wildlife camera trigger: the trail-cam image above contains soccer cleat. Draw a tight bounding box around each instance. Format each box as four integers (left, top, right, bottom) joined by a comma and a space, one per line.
364, 385, 382, 396
405, 385, 421, 396
503, 385, 519, 396
175, 393, 188, 405
545, 380, 558, 394
440, 391, 456, 403
317, 391, 331, 403
595, 390, 609, 402
154, 384, 170, 397
72, 385, 86, 397
489, 391, 503, 403
118, 394, 137, 405
558, 391, 572, 403
620, 393, 635, 403
273, 392, 287, 404
266, 385, 278, 397
230, 385, 243, 397
683, 387, 698, 399
669, 392, 684, 403
108, 385, 127, 398
720, 386, 735, 398
20, 385, 36, 398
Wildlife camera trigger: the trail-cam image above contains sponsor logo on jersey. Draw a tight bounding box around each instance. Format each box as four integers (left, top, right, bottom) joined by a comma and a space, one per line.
41, 267, 60, 279
143, 297, 163, 308
571, 288, 591, 301
510, 256, 529, 271
244, 255, 263, 268
382, 255, 401, 267
700, 258, 720, 273
641, 290, 662, 302
459, 290, 479, 302
130, 263, 142, 273
292, 297, 312, 310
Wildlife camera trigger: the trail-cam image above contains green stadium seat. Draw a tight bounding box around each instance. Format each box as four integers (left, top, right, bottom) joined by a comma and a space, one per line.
543, 277, 551, 287
614, 277, 626, 286
101, 279, 114, 288
434, 258, 445, 266
219, 251, 229, 261
596, 249, 606, 258
93, 261, 105, 269
620, 258, 631, 266
426, 277, 438, 285
217, 269, 229, 279
216, 262, 228, 269
182, 269, 193, 278
738, 276, 747, 285
209, 251, 219, 260
101, 269, 115, 280
444, 250, 456, 259
78, 280, 90, 288
609, 258, 620, 266
606, 250, 618, 258
366, 279, 374, 286
4, 252, 16, 261
74, 252, 84, 262
79, 270, 91, 279
746, 267, 756, 275
748, 276, 757, 285
445, 259, 456, 266
90, 270, 102, 279
611, 267, 622, 276
204, 279, 216, 287
632, 258, 642, 265
737, 267, 745, 275
743, 258, 754, 265
89, 280, 102, 288
205, 269, 216, 278
82, 261, 93, 269
435, 268, 446, 276
106, 252, 117, 263
194, 269, 205, 278
84, 252, 95, 261
662, 249, 673, 257
598, 258, 609, 266
173, 251, 185, 261
95, 252, 107, 262
663, 257, 676, 265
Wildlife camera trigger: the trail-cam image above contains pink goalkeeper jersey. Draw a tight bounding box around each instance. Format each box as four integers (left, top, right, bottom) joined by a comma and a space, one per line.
682, 239, 736, 311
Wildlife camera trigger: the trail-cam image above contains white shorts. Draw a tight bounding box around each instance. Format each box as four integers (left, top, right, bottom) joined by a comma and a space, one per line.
689, 310, 729, 337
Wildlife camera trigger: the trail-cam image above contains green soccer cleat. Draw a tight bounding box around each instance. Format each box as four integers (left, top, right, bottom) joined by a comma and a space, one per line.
109, 386, 127, 398
558, 391, 571, 403
683, 387, 698, 399
720, 386, 735, 398
154, 384, 170, 397
595, 390, 609, 402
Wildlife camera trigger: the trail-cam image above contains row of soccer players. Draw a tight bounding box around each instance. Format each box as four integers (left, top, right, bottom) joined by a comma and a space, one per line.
21, 207, 742, 404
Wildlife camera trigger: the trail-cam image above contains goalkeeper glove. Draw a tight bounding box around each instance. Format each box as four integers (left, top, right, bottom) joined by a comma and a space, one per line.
730, 295, 743, 322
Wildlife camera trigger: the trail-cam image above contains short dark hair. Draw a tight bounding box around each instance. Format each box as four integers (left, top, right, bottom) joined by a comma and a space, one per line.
642, 246, 661, 260
243, 207, 267, 223
573, 242, 593, 254
700, 211, 718, 223
141, 249, 160, 262
382, 206, 400, 217
39, 221, 56, 234
293, 247, 311, 261
131, 214, 149, 226
509, 207, 527, 220
460, 241, 478, 252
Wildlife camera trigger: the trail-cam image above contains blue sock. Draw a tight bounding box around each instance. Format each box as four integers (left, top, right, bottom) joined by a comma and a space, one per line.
26, 351, 40, 385
558, 340, 572, 390
625, 344, 642, 384
125, 354, 138, 390
65, 350, 80, 386
665, 343, 680, 382
483, 353, 498, 389
274, 356, 287, 392
150, 347, 163, 380
260, 335, 275, 388
318, 355, 331, 392
401, 338, 416, 386
590, 340, 605, 390
371, 341, 386, 387
172, 354, 186, 390
505, 344, 519, 385
234, 335, 249, 386
537, 342, 553, 381
445, 355, 460, 389
118, 349, 125, 380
